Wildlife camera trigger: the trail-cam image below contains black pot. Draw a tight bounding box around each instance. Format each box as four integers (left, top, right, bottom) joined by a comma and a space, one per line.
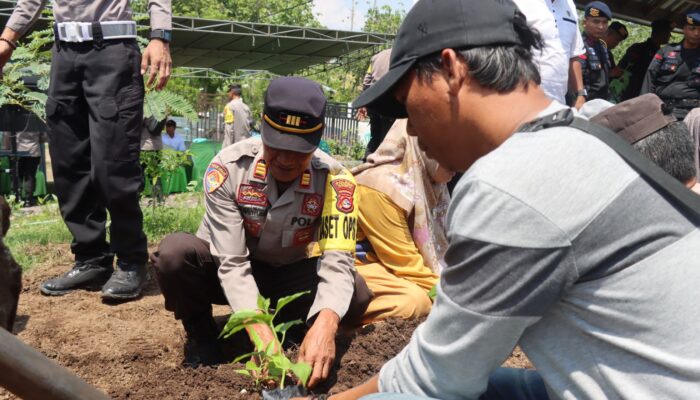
261, 385, 307, 400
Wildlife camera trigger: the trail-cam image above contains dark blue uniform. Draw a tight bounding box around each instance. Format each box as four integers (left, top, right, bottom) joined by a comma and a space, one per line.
578, 32, 611, 100
641, 43, 700, 119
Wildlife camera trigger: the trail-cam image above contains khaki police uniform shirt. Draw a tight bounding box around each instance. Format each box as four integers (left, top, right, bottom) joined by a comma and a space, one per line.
7, 0, 172, 37
196, 137, 359, 321
223, 98, 252, 146
362, 48, 391, 90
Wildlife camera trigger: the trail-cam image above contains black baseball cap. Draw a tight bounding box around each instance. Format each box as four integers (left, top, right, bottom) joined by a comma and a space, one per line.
609, 21, 628, 39
261, 77, 326, 153
353, 0, 523, 119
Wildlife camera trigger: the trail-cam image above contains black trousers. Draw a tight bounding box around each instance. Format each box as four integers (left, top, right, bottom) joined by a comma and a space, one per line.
365, 111, 395, 159
151, 233, 371, 330
17, 157, 40, 202
45, 39, 147, 264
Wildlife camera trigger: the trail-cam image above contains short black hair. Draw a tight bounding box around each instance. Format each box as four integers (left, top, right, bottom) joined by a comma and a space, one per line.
414, 11, 543, 93
651, 18, 673, 35
634, 121, 697, 183
165, 119, 176, 127
228, 84, 242, 96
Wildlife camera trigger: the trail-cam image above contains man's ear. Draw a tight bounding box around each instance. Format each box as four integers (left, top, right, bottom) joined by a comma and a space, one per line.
440, 49, 467, 96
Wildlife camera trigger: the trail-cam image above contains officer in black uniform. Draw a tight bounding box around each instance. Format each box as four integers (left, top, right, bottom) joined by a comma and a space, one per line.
642, 12, 700, 119
0, 0, 172, 301
576, 1, 612, 101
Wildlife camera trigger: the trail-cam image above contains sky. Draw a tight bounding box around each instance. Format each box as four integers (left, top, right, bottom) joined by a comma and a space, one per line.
313, 0, 416, 31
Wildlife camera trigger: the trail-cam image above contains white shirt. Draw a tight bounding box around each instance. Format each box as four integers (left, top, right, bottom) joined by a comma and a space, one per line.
162, 133, 186, 151
550, 0, 585, 59
513, 0, 585, 103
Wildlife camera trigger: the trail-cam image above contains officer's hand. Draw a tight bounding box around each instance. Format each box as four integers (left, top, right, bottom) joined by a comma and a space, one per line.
141, 39, 172, 91
298, 309, 339, 388
574, 95, 586, 110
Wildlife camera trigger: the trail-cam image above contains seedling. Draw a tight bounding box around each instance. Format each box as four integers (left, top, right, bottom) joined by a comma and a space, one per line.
220, 291, 312, 389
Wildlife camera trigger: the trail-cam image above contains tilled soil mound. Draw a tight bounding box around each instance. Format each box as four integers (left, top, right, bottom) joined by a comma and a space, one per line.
2, 260, 531, 399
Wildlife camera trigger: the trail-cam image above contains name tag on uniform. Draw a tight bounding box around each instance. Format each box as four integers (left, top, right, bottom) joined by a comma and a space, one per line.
237, 184, 268, 207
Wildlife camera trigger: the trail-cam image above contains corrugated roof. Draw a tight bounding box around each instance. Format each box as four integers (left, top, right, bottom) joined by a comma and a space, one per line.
0, 1, 393, 75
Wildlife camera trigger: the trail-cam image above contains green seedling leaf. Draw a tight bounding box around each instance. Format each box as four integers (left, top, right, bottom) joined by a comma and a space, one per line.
274, 291, 311, 316
274, 320, 303, 334
270, 354, 292, 371
235, 369, 252, 376
249, 328, 266, 352
231, 351, 257, 364
428, 284, 437, 301
290, 361, 313, 387
257, 294, 271, 314
245, 359, 262, 373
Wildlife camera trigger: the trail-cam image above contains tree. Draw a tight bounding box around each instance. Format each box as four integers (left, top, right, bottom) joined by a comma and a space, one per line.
132, 0, 321, 27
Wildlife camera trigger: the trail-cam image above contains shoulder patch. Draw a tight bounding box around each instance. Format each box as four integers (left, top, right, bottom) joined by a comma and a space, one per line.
330, 179, 356, 213
205, 163, 228, 194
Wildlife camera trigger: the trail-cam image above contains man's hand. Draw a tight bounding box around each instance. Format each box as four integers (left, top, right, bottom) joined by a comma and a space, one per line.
0, 28, 20, 78
141, 39, 172, 90
573, 95, 586, 110
356, 107, 368, 121
298, 309, 339, 388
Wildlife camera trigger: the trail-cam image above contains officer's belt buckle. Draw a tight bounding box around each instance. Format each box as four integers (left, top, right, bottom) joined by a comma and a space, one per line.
59, 22, 89, 42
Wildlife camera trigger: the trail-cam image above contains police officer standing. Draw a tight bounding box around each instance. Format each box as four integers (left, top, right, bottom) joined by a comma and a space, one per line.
577, 1, 612, 101
642, 12, 700, 119
0, 0, 172, 301
222, 83, 252, 148
151, 77, 370, 386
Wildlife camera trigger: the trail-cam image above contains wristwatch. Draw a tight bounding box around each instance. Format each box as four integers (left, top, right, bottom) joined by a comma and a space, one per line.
575, 89, 588, 99
150, 29, 172, 43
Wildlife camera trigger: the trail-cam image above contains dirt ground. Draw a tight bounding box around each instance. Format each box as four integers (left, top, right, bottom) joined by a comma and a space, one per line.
2, 254, 531, 399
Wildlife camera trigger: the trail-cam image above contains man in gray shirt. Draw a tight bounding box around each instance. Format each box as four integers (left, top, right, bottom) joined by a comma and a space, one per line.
343, 0, 700, 399
0, 0, 172, 301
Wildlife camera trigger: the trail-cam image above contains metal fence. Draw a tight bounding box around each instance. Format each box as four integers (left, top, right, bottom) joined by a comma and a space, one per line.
323, 102, 359, 147
176, 100, 360, 147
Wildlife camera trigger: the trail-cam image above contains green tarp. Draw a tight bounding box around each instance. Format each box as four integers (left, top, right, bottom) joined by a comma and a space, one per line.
189, 140, 222, 191
0, 157, 47, 198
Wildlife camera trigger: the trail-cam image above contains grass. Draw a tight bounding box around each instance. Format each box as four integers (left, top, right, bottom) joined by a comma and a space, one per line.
5, 192, 205, 271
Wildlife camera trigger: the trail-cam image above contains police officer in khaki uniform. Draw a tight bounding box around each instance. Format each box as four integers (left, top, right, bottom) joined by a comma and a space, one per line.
152, 77, 371, 386
222, 83, 252, 148
0, 0, 172, 301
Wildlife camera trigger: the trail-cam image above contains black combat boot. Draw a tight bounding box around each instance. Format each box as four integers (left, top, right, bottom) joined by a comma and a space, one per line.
101, 260, 148, 301
40, 260, 113, 296
182, 314, 224, 368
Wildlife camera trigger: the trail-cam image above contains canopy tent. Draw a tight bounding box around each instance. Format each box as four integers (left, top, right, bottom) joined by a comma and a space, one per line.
574, 0, 700, 26
0, 0, 394, 75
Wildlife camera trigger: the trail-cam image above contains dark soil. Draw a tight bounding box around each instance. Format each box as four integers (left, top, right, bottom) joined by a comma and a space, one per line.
1, 261, 531, 400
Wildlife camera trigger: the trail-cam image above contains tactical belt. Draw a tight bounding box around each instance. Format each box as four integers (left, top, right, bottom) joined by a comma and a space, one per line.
56, 21, 137, 42
518, 108, 700, 219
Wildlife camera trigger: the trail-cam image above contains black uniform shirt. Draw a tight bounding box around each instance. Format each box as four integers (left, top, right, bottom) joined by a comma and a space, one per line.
642, 42, 700, 104
618, 39, 661, 101
577, 32, 611, 100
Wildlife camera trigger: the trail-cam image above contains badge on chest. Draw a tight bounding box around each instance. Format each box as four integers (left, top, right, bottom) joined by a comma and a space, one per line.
237, 183, 269, 237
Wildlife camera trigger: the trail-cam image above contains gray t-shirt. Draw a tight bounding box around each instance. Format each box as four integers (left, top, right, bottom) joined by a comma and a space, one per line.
379, 103, 700, 399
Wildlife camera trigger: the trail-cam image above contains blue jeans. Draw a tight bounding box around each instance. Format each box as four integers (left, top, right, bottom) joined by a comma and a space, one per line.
360, 368, 549, 400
